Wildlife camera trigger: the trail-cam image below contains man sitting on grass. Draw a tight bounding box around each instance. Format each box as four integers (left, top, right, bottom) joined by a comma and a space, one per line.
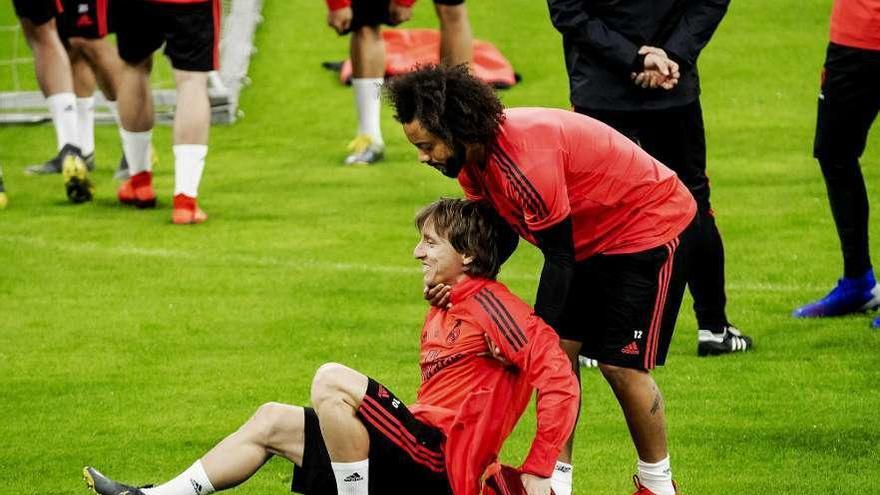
83, 198, 579, 495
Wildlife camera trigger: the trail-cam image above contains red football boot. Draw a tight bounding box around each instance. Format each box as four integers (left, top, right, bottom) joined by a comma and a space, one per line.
632, 475, 681, 495
117, 171, 156, 208
172, 194, 208, 225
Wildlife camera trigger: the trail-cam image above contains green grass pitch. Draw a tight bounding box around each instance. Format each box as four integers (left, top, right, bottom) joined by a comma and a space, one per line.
1, 0, 878, 493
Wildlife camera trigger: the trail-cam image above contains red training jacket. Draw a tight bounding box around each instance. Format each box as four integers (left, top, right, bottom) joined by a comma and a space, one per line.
830, 0, 880, 50
459, 108, 696, 261
410, 277, 580, 494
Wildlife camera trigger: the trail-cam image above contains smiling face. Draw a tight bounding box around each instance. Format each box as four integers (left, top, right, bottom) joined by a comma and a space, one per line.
402, 119, 467, 178
413, 219, 473, 287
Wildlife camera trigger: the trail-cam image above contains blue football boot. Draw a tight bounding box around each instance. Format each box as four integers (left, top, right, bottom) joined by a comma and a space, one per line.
793, 269, 880, 318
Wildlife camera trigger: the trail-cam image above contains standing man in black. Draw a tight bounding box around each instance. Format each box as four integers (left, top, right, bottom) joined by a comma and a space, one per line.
547, 0, 753, 359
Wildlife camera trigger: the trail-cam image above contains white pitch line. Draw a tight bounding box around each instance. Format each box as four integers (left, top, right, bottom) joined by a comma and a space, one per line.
2, 234, 820, 292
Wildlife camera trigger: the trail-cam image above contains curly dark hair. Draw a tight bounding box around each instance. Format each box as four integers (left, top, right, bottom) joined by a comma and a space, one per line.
385, 64, 505, 145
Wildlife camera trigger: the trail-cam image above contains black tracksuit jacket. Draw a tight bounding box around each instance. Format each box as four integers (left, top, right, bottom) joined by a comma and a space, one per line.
547, 0, 731, 111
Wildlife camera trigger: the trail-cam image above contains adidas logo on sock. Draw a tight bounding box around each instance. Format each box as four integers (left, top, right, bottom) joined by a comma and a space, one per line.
190, 479, 203, 494
343, 472, 364, 483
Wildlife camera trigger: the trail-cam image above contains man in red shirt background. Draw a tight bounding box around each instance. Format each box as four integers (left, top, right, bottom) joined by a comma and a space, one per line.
387, 65, 695, 495
325, 0, 474, 165
112, 0, 221, 224
793, 0, 880, 324
25, 0, 136, 182
82, 198, 579, 495
12, 0, 94, 203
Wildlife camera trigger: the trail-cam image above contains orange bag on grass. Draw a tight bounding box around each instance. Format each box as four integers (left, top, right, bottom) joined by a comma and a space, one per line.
337, 28, 519, 88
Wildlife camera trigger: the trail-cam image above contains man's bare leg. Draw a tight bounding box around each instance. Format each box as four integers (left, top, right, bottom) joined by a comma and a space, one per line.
599, 364, 668, 462
172, 70, 210, 146
117, 57, 154, 134
111, 56, 159, 207
70, 36, 133, 178
198, 403, 307, 490
311, 362, 371, 494
347, 25, 385, 164
86, 403, 308, 495
70, 37, 122, 102
551, 338, 582, 495
435, 3, 473, 67
599, 363, 675, 495
20, 17, 79, 155
311, 362, 370, 460
170, 69, 210, 223
20, 17, 73, 97
558, 338, 583, 463
69, 46, 98, 162
116, 56, 154, 175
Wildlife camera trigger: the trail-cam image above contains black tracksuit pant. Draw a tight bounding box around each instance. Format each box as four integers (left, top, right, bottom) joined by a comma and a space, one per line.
813, 42, 880, 279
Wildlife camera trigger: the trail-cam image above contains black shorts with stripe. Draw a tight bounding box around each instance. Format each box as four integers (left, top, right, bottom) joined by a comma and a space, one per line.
559, 237, 687, 370
14, 0, 62, 25
58, 0, 110, 40
114, 0, 220, 71
292, 378, 452, 495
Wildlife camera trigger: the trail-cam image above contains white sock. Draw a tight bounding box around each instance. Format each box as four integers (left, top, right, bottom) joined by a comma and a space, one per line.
331, 459, 369, 495
47, 92, 79, 151
173, 144, 207, 197
76, 96, 96, 156
142, 460, 216, 495
637, 456, 674, 495
120, 128, 153, 176
551, 461, 573, 495
106, 100, 121, 126
352, 78, 383, 145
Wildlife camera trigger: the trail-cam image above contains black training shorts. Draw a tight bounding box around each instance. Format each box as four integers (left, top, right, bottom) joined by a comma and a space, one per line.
344, 0, 464, 34
114, 0, 220, 71
344, 0, 392, 34
814, 42, 880, 162
292, 379, 452, 495
558, 239, 687, 370
57, 0, 110, 40
14, 0, 62, 25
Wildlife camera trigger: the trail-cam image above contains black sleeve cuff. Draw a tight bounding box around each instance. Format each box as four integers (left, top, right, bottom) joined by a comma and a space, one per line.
631, 53, 646, 72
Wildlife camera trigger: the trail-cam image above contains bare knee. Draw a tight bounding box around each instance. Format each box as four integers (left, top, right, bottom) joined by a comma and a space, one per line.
311, 362, 348, 406
599, 363, 645, 389
174, 69, 209, 90
353, 25, 382, 44
244, 402, 291, 443
311, 362, 365, 409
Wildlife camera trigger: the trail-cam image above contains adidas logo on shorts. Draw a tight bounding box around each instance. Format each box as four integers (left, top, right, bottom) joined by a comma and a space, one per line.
620, 341, 640, 355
